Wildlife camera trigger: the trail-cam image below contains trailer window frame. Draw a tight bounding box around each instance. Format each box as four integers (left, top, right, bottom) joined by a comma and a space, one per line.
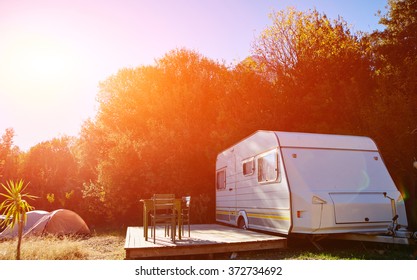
216, 168, 227, 191
242, 157, 255, 176
257, 149, 280, 184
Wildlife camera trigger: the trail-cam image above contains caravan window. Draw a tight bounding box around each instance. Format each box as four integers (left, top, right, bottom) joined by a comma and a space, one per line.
242, 158, 255, 176
257, 150, 279, 183
216, 169, 226, 190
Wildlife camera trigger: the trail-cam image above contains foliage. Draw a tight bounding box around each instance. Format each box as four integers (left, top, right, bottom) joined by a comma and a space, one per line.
0, 179, 37, 259
0, 128, 21, 182
77, 49, 231, 224
22, 137, 79, 211
376, 0, 417, 65
369, 0, 417, 228
251, 8, 373, 133
252, 8, 366, 84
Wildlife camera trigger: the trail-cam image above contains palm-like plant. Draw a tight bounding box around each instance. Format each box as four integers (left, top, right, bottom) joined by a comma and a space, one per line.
0, 179, 37, 260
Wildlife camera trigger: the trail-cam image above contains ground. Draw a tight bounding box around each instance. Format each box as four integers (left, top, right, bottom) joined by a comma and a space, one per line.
0, 229, 415, 260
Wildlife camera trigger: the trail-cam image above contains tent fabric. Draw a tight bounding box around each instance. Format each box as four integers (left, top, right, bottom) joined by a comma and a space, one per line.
0, 209, 90, 239
0, 210, 49, 238
0, 215, 8, 232
28, 209, 91, 236
24, 210, 50, 231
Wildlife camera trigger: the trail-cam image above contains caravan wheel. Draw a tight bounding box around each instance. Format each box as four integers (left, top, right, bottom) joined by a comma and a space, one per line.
237, 217, 247, 230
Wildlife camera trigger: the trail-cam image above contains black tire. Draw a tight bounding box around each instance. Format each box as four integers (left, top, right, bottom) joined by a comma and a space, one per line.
237, 217, 247, 230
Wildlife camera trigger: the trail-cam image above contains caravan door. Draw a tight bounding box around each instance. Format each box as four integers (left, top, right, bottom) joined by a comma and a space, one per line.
215, 150, 237, 225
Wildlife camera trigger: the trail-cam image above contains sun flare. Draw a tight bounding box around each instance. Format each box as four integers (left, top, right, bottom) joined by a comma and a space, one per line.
18, 45, 71, 81
3, 35, 79, 103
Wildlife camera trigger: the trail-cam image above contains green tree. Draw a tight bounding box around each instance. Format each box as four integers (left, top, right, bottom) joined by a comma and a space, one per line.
78, 49, 232, 224
0, 128, 22, 182
0, 179, 37, 260
375, 0, 417, 66
22, 137, 78, 211
251, 8, 373, 133
369, 0, 417, 227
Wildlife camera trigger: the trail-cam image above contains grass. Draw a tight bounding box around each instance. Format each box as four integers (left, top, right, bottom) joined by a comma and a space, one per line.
0, 230, 415, 260
232, 238, 416, 260
0, 229, 125, 260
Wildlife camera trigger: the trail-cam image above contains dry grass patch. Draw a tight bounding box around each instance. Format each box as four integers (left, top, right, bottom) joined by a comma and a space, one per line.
0, 231, 125, 260
0, 236, 87, 260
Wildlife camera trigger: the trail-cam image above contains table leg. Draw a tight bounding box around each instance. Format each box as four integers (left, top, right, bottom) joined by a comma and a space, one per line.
175, 200, 182, 240
144, 207, 148, 241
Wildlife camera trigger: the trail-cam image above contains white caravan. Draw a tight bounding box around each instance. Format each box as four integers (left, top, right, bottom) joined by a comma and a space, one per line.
215, 131, 408, 238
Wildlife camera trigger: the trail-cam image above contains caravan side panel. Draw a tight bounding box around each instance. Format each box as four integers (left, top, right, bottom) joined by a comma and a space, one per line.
215, 131, 292, 235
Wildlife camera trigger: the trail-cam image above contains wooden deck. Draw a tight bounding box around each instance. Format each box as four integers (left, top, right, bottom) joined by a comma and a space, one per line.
124, 224, 287, 259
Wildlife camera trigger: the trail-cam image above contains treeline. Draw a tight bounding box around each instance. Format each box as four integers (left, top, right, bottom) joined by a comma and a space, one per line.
1, 2, 416, 229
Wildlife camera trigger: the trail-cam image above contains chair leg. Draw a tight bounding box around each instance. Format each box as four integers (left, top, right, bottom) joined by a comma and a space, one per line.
172, 219, 176, 243
180, 219, 190, 237
153, 222, 156, 244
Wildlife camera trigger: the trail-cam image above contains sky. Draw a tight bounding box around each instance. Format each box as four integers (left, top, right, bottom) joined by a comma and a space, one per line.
0, 0, 389, 151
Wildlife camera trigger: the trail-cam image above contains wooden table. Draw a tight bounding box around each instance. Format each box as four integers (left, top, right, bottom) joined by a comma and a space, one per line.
140, 198, 182, 241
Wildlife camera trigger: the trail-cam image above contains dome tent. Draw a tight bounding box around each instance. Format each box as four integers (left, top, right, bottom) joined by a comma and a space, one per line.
24, 210, 50, 230
0, 209, 90, 239
0, 210, 49, 238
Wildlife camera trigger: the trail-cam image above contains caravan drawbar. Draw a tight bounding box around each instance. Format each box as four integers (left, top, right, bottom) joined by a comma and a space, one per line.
215, 131, 411, 240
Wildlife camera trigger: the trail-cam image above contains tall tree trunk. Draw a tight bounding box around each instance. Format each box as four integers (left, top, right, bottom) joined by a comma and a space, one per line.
16, 220, 23, 260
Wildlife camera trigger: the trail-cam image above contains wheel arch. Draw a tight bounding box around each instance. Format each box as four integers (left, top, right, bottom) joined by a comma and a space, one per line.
237, 210, 249, 229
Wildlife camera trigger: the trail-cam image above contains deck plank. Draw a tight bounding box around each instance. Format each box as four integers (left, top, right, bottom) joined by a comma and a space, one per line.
124, 224, 286, 259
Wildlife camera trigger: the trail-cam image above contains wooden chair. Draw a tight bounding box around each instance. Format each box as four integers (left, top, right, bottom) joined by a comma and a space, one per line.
181, 196, 191, 237
149, 194, 176, 244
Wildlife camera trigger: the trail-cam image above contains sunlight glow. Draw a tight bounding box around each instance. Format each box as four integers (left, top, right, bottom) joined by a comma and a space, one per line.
3, 35, 78, 104
0, 30, 95, 151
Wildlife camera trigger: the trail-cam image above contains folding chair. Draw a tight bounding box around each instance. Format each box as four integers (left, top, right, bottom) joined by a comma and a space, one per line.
181, 196, 191, 237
